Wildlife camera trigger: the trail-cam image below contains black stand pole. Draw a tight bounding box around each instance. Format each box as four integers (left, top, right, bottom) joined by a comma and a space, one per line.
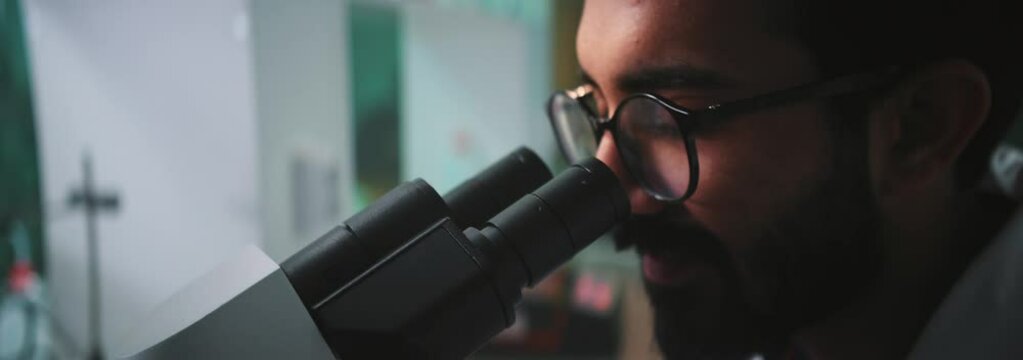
68, 154, 119, 360
84, 156, 102, 360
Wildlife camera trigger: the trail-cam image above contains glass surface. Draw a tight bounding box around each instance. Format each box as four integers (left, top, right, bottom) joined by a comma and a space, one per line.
549, 92, 600, 163
616, 96, 691, 200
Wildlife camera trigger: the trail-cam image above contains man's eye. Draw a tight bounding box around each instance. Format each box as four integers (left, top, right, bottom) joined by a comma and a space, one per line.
652, 124, 679, 136
645, 116, 681, 138
637, 124, 679, 140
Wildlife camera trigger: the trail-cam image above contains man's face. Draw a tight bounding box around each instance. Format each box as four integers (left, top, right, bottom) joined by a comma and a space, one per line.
578, 0, 883, 357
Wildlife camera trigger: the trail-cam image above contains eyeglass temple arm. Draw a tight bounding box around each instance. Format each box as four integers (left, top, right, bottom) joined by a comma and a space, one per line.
690, 66, 902, 127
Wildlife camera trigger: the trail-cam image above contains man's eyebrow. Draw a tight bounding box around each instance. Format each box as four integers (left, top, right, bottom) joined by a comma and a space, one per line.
616, 65, 735, 93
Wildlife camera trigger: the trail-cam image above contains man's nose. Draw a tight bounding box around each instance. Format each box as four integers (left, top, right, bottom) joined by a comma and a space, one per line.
594, 132, 666, 215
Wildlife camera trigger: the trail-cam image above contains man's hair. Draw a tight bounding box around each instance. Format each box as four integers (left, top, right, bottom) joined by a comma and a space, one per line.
790, 0, 1023, 188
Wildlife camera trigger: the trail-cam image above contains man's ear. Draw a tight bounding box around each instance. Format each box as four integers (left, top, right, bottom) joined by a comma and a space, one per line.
872, 59, 992, 195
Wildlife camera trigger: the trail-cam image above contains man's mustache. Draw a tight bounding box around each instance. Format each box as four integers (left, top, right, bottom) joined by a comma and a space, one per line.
613, 206, 730, 267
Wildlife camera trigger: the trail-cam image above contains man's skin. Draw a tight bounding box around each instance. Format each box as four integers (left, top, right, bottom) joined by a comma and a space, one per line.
576, 0, 1001, 358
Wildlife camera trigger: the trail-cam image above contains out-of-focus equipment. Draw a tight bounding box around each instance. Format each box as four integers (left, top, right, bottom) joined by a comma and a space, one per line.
119, 147, 629, 359
0, 221, 52, 360
991, 143, 1023, 200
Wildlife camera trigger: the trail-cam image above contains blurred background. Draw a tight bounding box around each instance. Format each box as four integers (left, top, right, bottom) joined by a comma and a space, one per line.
1, 0, 662, 358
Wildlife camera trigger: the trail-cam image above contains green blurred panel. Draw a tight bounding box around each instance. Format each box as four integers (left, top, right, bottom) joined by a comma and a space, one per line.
350, 2, 402, 209
436, 0, 548, 25
1, 0, 45, 279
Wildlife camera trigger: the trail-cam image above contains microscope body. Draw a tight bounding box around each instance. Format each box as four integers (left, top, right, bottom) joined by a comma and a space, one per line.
119, 149, 628, 359
119, 245, 334, 359
121, 220, 500, 359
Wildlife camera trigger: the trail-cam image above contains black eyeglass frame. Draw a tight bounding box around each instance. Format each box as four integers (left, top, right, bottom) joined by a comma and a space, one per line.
548, 66, 903, 202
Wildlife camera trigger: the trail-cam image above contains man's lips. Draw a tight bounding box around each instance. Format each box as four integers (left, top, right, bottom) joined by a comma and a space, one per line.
622, 210, 725, 287
642, 253, 714, 286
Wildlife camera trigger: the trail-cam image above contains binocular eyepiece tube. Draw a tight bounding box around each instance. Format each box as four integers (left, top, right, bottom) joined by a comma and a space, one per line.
282, 148, 629, 359
282, 147, 552, 308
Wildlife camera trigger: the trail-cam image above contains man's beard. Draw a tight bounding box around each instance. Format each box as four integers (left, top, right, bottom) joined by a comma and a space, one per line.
619, 145, 883, 359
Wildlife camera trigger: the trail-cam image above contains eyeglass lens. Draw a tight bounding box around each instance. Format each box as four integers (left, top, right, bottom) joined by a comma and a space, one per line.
615, 96, 691, 200
550, 92, 692, 200
550, 92, 600, 162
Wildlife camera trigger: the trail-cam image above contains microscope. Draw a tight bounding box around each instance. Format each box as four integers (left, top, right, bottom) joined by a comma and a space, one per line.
119, 148, 629, 359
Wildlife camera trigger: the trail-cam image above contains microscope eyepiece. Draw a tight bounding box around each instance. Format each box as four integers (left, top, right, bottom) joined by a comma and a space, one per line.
282, 148, 553, 308
479, 157, 630, 286
443, 146, 552, 229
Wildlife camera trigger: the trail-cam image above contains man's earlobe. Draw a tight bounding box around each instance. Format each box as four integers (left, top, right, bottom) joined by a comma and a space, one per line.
880, 59, 992, 191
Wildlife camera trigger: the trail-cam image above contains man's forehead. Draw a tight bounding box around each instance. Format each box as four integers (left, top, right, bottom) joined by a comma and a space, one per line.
577, 0, 812, 96
579, 0, 780, 30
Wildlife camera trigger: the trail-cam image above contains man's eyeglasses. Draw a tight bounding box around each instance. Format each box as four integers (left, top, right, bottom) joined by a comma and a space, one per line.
547, 67, 901, 202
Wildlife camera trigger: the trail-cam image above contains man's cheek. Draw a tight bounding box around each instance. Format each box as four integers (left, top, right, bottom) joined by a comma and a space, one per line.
682, 149, 775, 251
691, 133, 833, 233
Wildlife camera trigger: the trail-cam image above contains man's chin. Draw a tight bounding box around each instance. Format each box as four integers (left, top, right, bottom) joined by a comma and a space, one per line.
642, 263, 765, 360
622, 212, 767, 358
